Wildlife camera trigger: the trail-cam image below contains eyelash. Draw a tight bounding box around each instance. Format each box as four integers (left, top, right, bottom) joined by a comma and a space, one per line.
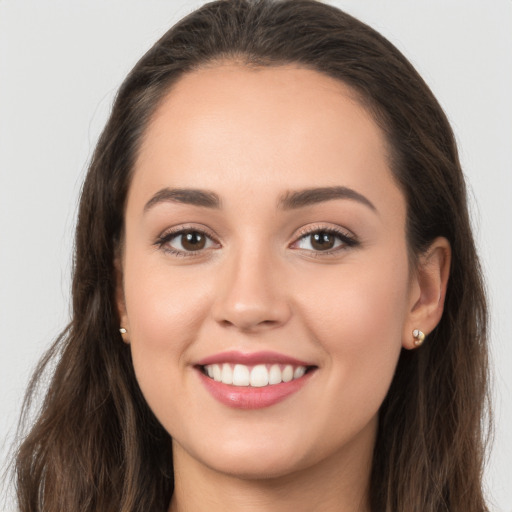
291, 225, 359, 256
154, 225, 358, 258
155, 225, 220, 257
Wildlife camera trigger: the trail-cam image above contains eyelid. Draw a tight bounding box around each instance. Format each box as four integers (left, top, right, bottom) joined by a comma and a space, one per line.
294, 223, 355, 239
154, 224, 221, 256
290, 223, 359, 254
154, 222, 358, 258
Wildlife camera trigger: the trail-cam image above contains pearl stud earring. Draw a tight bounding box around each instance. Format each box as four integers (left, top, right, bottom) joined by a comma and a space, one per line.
412, 329, 425, 347
119, 327, 127, 334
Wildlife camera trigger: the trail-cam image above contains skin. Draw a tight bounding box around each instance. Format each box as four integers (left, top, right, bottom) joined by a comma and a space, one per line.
117, 64, 450, 512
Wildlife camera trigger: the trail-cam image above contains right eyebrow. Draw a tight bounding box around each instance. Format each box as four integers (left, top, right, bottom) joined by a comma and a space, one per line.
143, 188, 222, 212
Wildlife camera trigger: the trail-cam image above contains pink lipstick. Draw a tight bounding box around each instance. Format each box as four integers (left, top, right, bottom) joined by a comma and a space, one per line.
195, 351, 316, 409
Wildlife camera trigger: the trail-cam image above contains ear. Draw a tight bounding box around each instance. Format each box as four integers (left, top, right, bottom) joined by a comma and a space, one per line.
114, 254, 130, 344
403, 237, 451, 349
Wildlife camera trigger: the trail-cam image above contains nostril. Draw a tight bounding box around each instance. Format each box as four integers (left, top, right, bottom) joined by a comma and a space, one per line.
218, 317, 281, 331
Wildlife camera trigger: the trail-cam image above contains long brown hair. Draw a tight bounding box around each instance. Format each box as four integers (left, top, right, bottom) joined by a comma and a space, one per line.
14, 1, 490, 510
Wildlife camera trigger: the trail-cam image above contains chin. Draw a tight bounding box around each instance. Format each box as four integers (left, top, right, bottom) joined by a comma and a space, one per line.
179, 431, 313, 480
204, 450, 308, 481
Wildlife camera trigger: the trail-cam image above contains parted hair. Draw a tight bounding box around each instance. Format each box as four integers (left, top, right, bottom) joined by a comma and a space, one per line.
14, 1, 490, 511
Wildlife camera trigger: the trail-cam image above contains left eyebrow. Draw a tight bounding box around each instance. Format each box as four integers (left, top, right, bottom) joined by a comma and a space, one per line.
143, 187, 221, 212
278, 186, 377, 213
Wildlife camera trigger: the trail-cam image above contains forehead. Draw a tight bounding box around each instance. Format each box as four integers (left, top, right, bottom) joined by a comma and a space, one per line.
131, 64, 403, 219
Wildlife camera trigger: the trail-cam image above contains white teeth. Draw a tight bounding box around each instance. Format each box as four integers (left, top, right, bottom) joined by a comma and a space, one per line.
232, 364, 250, 386
294, 366, 306, 379
282, 365, 294, 383
269, 364, 282, 385
204, 363, 308, 387
250, 364, 269, 387
221, 363, 233, 385
212, 364, 222, 382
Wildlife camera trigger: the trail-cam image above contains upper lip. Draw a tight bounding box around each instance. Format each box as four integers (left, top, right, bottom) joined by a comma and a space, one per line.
195, 350, 315, 367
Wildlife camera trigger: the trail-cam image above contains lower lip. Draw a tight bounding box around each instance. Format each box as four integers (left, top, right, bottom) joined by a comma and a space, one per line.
197, 369, 314, 409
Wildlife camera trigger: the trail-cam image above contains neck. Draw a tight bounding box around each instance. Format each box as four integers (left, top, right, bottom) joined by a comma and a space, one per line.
168, 420, 375, 512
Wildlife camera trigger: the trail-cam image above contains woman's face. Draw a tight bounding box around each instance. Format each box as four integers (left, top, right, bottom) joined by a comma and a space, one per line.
118, 64, 420, 479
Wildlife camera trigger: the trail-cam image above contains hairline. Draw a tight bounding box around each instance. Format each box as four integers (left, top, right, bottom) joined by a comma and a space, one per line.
121, 56, 417, 268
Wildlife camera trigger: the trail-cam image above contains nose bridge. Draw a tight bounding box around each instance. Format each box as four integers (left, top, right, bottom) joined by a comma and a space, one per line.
212, 236, 291, 331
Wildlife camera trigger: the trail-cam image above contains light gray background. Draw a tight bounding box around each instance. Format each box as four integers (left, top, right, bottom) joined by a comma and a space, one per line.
1, 1, 511, 510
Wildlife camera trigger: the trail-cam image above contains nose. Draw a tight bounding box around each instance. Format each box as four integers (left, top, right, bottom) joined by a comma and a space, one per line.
211, 247, 292, 332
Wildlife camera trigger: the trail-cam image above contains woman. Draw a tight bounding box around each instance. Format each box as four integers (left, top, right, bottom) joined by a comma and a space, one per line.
13, 1, 490, 511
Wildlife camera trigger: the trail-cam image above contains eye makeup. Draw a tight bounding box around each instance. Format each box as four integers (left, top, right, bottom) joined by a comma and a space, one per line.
154, 224, 221, 257
154, 221, 359, 259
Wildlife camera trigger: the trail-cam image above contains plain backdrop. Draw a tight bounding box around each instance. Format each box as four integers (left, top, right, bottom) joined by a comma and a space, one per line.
1, 1, 511, 510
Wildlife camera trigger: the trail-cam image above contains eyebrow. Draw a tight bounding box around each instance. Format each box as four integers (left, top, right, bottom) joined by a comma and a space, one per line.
144, 188, 221, 212
143, 185, 376, 214
278, 186, 377, 212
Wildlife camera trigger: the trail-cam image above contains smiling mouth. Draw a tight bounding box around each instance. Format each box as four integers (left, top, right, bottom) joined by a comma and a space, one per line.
200, 363, 315, 387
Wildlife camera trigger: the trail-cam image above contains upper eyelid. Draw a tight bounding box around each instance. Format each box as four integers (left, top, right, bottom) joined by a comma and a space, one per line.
154, 226, 221, 257
155, 228, 220, 259
157, 224, 220, 242
154, 222, 357, 250
293, 223, 356, 239
290, 224, 359, 253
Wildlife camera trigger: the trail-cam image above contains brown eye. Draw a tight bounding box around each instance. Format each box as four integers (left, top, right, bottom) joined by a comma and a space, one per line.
310, 232, 336, 251
160, 229, 217, 255
293, 228, 356, 254
181, 231, 206, 251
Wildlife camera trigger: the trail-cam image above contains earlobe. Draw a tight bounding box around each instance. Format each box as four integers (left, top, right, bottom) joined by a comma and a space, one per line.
403, 237, 451, 350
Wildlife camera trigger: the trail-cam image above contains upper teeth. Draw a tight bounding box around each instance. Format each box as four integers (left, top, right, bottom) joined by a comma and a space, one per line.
204, 363, 307, 387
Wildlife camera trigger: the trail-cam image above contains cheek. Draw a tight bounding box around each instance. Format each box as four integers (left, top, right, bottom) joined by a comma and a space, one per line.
295, 249, 410, 407
124, 256, 211, 340
301, 251, 409, 334
122, 257, 213, 397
